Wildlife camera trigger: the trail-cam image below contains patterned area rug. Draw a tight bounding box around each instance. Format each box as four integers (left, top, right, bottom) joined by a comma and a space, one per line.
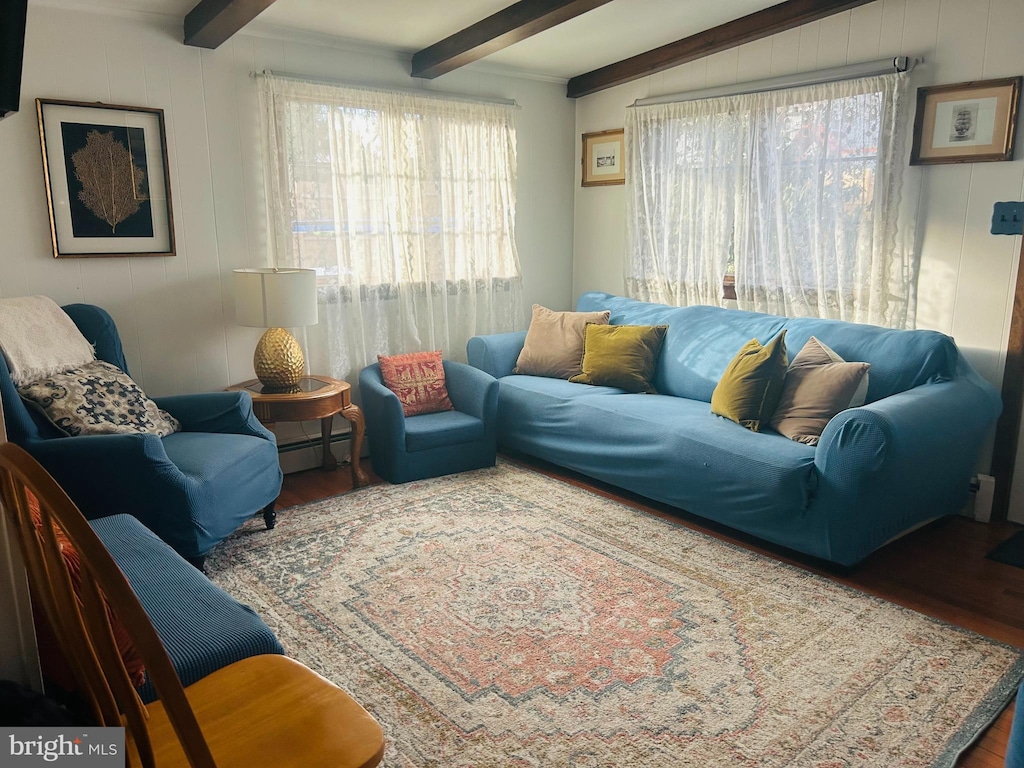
208, 461, 1024, 767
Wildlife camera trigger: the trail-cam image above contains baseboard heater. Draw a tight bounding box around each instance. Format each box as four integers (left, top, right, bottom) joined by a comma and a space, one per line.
276, 428, 355, 475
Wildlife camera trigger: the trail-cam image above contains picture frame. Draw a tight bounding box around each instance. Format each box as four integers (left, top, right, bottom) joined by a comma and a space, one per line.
910, 77, 1022, 166
36, 99, 175, 258
582, 128, 625, 187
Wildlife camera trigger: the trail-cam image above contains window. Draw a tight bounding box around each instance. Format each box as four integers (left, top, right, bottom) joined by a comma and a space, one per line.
258, 76, 523, 380
625, 73, 915, 329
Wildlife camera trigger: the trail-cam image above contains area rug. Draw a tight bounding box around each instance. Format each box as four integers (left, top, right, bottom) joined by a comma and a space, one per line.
207, 461, 1024, 768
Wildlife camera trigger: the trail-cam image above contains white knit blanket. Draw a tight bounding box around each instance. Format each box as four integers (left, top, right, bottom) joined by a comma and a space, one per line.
0, 296, 96, 386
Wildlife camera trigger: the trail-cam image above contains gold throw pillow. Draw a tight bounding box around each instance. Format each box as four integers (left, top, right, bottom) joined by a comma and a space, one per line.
710, 331, 788, 432
569, 324, 668, 394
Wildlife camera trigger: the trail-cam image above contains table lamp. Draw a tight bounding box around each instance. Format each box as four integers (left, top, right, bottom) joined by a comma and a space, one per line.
234, 267, 318, 393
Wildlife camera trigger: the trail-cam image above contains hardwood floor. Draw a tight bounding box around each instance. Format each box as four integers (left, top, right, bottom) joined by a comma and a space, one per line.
281, 453, 1024, 767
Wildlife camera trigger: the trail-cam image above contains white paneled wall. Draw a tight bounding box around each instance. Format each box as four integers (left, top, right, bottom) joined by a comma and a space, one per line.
0, 4, 577, 398
573, 0, 1024, 517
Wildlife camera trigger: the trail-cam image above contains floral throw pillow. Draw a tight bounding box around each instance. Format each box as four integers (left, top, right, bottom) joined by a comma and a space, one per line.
18, 360, 181, 438
377, 350, 455, 417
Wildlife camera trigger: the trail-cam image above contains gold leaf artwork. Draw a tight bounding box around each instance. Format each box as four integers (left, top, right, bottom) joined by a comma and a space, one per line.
71, 130, 148, 234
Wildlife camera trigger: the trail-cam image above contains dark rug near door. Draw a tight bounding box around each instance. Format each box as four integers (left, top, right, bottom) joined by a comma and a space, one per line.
988, 529, 1024, 569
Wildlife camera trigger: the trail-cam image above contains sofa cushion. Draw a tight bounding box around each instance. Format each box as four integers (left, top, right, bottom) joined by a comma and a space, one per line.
711, 331, 788, 432
570, 324, 667, 393
575, 292, 961, 404
90, 514, 283, 703
503, 390, 817, 523
780, 316, 958, 403
770, 337, 870, 445
405, 410, 484, 452
514, 305, 610, 379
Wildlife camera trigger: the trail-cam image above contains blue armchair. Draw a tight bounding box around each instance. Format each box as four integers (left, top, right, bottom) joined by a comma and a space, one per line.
0, 304, 282, 565
1008, 682, 1024, 768
359, 360, 498, 483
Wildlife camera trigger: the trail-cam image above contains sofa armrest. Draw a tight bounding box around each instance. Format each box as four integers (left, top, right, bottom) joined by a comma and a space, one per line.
443, 361, 498, 421
467, 331, 527, 379
813, 378, 1000, 561
29, 433, 178, 520
153, 391, 275, 442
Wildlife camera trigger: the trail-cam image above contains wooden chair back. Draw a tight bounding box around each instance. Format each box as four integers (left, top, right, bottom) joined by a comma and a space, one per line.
0, 442, 216, 768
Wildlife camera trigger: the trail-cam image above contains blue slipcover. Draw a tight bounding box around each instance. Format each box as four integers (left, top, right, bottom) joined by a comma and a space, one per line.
91, 514, 283, 703
468, 292, 1002, 566
1008, 682, 1024, 768
0, 304, 283, 559
359, 360, 498, 483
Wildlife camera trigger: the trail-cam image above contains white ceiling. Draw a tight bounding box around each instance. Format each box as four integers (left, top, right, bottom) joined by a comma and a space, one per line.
37, 0, 782, 80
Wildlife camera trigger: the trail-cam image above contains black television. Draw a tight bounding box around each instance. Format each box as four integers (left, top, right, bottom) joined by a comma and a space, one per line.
0, 0, 28, 120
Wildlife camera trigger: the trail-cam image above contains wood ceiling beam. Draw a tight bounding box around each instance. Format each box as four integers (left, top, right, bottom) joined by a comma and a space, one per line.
412, 0, 614, 80
184, 0, 278, 49
566, 0, 879, 99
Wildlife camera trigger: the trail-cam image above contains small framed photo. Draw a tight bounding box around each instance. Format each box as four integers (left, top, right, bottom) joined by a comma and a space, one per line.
37, 99, 175, 258
910, 77, 1022, 165
582, 128, 625, 187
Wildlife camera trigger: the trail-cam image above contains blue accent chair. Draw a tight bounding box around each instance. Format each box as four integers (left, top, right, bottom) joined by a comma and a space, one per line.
0, 304, 283, 564
359, 360, 498, 483
1008, 682, 1024, 768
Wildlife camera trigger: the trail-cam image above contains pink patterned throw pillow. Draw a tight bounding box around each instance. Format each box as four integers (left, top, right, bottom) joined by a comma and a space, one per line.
377, 350, 455, 417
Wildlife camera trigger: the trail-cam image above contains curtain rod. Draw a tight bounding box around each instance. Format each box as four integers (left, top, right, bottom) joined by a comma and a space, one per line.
632, 56, 915, 108
255, 69, 520, 109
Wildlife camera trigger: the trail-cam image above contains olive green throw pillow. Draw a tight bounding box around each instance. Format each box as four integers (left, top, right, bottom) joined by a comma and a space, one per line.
710, 331, 788, 432
569, 324, 668, 394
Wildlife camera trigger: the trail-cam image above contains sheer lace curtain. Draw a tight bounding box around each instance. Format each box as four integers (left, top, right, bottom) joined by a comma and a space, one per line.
257, 75, 524, 382
625, 73, 916, 328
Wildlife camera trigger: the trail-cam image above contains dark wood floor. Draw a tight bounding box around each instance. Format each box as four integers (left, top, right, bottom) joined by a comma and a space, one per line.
281, 453, 1024, 768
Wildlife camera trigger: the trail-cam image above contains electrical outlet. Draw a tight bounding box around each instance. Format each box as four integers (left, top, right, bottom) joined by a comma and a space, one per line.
991, 201, 1024, 235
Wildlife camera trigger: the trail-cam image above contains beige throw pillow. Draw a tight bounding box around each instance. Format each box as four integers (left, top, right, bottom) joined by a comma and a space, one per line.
769, 336, 870, 446
514, 305, 611, 379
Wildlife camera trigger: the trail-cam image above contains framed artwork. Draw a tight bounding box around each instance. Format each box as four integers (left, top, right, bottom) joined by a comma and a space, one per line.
910, 77, 1022, 165
36, 99, 175, 258
582, 128, 625, 187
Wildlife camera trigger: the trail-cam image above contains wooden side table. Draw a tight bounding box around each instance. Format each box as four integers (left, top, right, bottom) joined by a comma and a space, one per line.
228, 376, 370, 492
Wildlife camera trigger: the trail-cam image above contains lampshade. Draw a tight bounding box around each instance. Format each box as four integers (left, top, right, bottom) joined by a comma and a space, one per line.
233, 268, 318, 329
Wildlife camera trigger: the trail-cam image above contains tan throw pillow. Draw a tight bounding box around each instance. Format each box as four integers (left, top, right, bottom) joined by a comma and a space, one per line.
770, 336, 870, 446
710, 331, 788, 432
514, 305, 611, 379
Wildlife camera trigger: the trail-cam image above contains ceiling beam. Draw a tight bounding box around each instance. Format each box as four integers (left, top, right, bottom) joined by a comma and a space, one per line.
566, 0, 879, 98
184, 0, 278, 49
412, 0, 614, 80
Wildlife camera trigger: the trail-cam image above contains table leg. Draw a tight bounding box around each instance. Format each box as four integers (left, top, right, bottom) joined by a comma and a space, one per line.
339, 403, 370, 487
320, 415, 339, 471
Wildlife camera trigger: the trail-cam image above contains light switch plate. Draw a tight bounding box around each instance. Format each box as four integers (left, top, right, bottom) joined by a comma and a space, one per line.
992, 201, 1024, 235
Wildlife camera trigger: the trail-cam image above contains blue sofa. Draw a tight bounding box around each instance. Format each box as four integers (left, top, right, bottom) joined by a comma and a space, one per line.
0, 304, 283, 563
468, 292, 1001, 567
